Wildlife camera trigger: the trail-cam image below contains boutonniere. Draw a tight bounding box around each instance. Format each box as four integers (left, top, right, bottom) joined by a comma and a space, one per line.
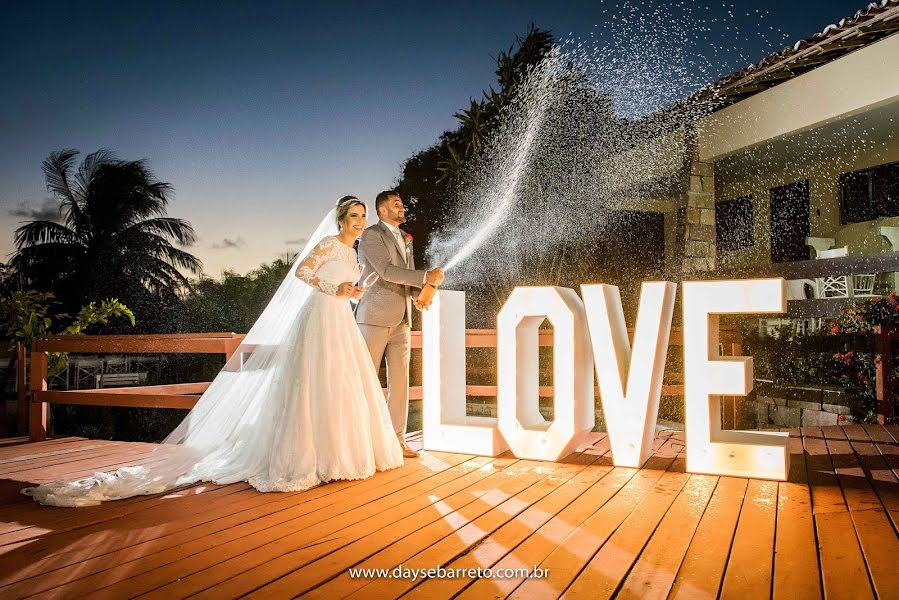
403, 232, 413, 250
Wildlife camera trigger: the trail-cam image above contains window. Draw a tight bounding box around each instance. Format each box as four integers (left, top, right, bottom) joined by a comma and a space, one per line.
715, 195, 753, 254
840, 160, 899, 223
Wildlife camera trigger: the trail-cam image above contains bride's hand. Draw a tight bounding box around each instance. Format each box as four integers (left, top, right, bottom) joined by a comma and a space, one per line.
337, 282, 364, 299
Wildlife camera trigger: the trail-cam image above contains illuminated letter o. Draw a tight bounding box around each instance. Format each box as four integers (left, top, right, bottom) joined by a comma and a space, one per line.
497, 287, 595, 461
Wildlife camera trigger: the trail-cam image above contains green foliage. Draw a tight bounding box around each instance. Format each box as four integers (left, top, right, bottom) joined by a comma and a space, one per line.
0, 290, 58, 349
741, 320, 894, 424
178, 259, 291, 333
0, 290, 134, 376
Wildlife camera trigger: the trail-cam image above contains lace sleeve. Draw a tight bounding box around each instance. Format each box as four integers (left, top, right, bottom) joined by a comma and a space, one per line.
295, 238, 340, 296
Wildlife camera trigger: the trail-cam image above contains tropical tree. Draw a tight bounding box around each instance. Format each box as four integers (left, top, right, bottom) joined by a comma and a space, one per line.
397, 25, 556, 266
435, 24, 554, 186
10, 149, 202, 331
178, 258, 291, 334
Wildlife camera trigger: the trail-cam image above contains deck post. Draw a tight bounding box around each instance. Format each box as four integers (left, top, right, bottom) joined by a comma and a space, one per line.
16, 342, 26, 434
874, 328, 895, 424
29, 350, 48, 442
224, 335, 241, 364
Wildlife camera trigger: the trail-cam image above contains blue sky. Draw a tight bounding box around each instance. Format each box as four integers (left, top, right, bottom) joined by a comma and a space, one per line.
0, 0, 867, 275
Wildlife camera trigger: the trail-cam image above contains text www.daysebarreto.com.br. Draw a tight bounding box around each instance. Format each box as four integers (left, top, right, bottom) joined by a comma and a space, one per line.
348, 564, 548, 580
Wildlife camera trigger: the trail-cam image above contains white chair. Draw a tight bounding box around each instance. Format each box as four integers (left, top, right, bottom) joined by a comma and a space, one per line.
785, 279, 817, 301
853, 273, 877, 297
815, 247, 850, 298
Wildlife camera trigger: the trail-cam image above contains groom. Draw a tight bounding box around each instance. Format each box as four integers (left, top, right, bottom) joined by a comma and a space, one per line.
356, 190, 444, 458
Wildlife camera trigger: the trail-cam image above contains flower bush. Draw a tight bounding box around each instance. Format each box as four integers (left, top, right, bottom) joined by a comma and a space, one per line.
831, 291, 899, 334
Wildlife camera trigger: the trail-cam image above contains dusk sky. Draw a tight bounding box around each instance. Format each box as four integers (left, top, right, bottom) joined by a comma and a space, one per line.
1, 0, 866, 276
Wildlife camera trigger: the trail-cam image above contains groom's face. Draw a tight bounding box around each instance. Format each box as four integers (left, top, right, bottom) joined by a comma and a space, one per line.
381, 195, 406, 225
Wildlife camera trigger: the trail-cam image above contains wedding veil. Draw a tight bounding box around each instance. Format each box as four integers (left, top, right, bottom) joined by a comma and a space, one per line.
23, 207, 341, 505
161, 208, 339, 452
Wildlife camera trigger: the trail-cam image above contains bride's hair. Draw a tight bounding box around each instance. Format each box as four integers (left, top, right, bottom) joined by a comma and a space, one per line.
335, 195, 366, 228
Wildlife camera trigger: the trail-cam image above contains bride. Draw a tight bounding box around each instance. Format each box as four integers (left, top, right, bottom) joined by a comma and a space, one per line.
23, 196, 404, 507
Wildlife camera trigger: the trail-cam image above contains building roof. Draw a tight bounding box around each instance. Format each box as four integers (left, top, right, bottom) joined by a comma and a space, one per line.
698, 0, 899, 109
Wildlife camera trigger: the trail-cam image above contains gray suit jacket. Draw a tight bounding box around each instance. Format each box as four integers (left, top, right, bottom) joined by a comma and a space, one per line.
355, 221, 426, 328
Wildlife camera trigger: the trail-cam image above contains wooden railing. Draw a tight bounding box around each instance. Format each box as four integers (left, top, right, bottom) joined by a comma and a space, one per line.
27, 327, 744, 442
712, 252, 899, 319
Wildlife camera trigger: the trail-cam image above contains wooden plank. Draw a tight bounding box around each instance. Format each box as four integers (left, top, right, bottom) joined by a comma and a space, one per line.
86, 455, 510, 598
862, 424, 895, 444
34, 333, 244, 353
605, 474, 718, 600
816, 511, 875, 600
0, 453, 474, 595
28, 351, 47, 442
0, 440, 128, 475
824, 425, 899, 596
358, 441, 614, 599
10, 426, 898, 598
668, 477, 748, 600
847, 508, 899, 598
35, 337, 238, 354
773, 433, 822, 600
261, 459, 598, 599
720, 479, 778, 598
802, 427, 847, 515
0, 437, 27, 449
0, 437, 86, 461
842, 425, 899, 532
553, 470, 693, 599
414, 327, 738, 349
461, 384, 684, 398
825, 429, 883, 513
803, 428, 876, 600
309, 448, 608, 598
405, 445, 625, 599
16, 342, 25, 434
84, 382, 211, 395
458, 439, 680, 600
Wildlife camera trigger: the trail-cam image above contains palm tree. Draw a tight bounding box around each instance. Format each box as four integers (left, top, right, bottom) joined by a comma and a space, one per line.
10, 149, 202, 330
436, 24, 555, 185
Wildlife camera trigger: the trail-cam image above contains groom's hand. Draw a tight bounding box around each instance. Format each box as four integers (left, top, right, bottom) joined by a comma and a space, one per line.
425, 268, 445, 286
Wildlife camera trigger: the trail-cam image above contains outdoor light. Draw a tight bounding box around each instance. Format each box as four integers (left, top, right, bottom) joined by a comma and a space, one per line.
682, 278, 789, 481
582, 282, 676, 468
422, 290, 507, 455
496, 287, 595, 461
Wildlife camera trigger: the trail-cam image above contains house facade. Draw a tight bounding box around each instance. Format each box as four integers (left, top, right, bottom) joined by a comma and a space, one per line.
634, 2, 899, 295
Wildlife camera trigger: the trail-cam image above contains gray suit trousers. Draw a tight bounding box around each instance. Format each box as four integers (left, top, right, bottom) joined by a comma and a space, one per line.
358, 321, 410, 436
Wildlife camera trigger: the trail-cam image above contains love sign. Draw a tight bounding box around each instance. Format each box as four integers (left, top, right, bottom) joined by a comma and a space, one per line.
421, 279, 790, 481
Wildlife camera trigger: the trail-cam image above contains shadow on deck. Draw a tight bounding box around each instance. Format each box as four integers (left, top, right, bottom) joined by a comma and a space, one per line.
0, 426, 897, 599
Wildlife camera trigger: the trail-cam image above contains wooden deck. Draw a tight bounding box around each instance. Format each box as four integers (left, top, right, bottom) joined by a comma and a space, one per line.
0, 426, 897, 599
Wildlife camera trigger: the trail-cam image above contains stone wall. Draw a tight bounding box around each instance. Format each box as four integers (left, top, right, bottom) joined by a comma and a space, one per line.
743, 381, 854, 428
682, 158, 717, 275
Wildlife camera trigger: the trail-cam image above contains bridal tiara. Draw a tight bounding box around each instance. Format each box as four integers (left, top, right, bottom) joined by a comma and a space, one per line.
336, 195, 360, 207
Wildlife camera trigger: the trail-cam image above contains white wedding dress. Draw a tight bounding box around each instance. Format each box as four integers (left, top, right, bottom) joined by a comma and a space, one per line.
23, 214, 403, 507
